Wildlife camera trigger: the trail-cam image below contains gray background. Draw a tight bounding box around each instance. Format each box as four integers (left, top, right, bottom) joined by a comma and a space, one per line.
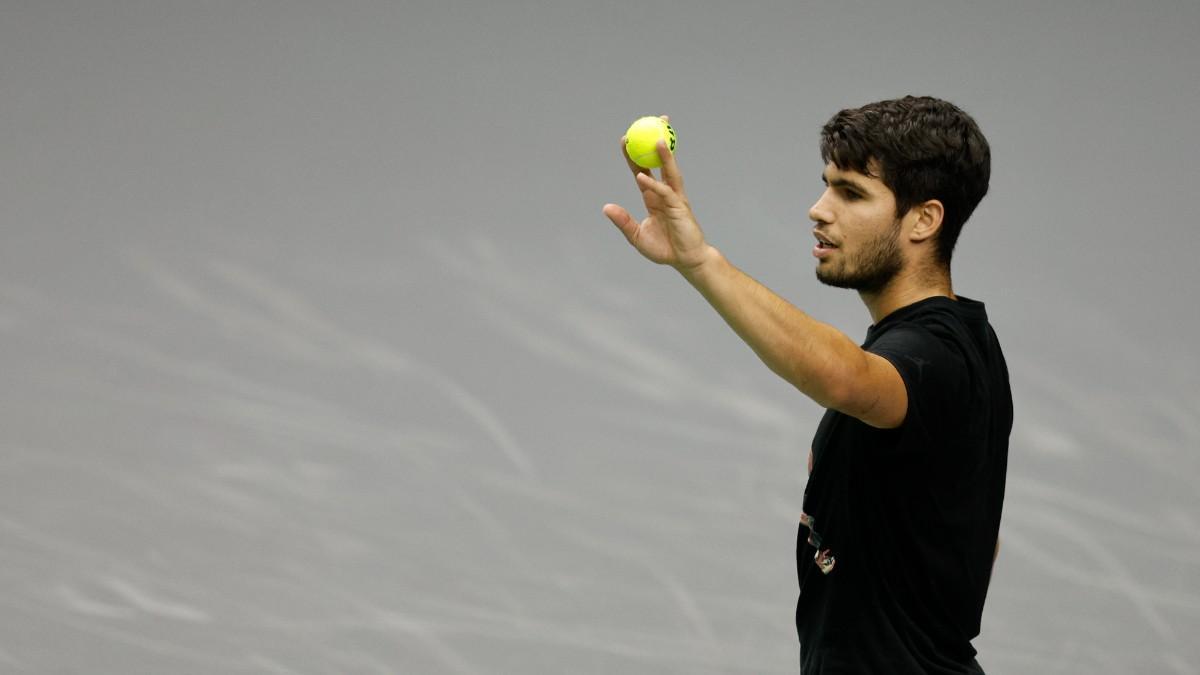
2, 0, 1198, 673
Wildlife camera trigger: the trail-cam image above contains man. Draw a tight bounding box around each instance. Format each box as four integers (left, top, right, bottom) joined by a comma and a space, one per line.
602, 96, 1012, 673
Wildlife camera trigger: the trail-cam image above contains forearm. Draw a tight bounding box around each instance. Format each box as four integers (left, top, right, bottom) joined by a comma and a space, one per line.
679, 246, 866, 409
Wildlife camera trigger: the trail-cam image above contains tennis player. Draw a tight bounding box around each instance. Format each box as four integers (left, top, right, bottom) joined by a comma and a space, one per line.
602, 95, 1012, 674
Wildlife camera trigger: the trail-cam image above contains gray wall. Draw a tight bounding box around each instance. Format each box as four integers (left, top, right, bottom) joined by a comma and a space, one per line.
2, 1, 1198, 672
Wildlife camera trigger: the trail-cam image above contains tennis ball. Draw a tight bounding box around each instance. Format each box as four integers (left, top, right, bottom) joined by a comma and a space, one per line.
624, 116, 676, 169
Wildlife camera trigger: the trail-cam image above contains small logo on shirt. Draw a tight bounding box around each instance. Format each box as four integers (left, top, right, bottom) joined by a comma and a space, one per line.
800, 511, 837, 575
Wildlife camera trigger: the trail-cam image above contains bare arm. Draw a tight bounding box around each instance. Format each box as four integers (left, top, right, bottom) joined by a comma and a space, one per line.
679, 247, 907, 426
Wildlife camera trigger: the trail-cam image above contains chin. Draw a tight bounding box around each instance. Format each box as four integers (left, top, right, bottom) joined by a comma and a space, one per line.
816, 267, 893, 293
815, 268, 853, 290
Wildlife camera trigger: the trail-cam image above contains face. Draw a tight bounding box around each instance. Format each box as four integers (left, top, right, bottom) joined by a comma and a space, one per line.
808, 163, 905, 293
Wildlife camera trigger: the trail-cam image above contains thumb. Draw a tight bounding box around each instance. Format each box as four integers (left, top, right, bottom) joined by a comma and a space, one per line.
602, 203, 639, 241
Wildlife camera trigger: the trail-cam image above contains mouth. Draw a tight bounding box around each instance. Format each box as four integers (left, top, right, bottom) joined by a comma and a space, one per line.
812, 231, 838, 258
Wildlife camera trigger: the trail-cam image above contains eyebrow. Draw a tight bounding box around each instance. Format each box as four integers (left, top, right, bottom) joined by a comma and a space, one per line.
821, 173, 869, 193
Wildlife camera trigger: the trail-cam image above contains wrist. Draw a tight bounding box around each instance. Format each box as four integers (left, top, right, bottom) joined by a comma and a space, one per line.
677, 244, 724, 280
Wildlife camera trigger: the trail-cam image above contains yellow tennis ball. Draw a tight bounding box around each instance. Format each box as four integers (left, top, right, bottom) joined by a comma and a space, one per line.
624, 116, 676, 169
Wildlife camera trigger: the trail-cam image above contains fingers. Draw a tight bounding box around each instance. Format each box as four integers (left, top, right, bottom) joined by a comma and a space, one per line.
657, 139, 686, 197
620, 136, 651, 178
635, 171, 683, 207
653, 114, 685, 197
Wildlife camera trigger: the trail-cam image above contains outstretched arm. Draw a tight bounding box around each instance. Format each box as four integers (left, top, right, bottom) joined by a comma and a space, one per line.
678, 244, 907, 427
603, 124, 907, 428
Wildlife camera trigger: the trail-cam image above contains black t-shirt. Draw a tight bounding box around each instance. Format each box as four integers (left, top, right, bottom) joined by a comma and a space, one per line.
796, 295, 1012, 674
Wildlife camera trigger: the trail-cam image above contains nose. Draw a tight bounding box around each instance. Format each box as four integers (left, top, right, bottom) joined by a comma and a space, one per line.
808, 189, 834, 225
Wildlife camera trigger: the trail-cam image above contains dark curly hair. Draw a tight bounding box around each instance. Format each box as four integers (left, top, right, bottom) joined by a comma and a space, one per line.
819, 96, 991, 268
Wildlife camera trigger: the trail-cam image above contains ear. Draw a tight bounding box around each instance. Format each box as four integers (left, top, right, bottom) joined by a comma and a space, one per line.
907, 199, 944, 244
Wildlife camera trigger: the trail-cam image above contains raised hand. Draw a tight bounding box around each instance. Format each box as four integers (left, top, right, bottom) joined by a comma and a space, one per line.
602, 116, 715, 273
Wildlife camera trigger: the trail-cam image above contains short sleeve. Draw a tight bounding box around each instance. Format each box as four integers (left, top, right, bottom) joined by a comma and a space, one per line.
867, 321, 970, 451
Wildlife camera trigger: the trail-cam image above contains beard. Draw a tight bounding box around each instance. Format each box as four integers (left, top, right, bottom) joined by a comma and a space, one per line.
815, 217, 904, 293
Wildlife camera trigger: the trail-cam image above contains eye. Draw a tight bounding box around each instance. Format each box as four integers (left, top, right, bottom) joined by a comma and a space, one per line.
842, 190, 861, 201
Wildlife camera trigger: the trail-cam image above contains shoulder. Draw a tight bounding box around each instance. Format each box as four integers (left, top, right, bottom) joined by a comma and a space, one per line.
870, 297, 984, 362
867, 310, 974, 421
869, 317, 969, 374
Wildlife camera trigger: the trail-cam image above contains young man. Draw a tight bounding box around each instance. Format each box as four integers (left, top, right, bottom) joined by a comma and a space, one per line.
602, 96, 1012, 673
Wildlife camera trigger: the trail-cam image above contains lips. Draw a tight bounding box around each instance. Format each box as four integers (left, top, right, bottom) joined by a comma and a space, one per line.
813, 231, 838, 248
812, 231, 838, 259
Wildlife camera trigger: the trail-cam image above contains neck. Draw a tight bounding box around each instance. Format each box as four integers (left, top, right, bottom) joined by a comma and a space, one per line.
859, 266, 955, 324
